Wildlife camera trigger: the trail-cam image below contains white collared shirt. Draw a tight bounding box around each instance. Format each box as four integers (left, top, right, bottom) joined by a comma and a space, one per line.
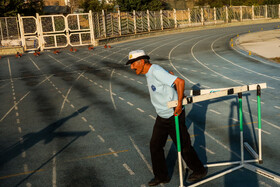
145, 64, 178, 119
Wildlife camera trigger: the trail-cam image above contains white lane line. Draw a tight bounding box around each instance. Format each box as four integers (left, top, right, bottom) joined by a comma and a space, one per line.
194, 103, 202, 107
149, 115, 156, 120
191, 70, 197, 72
274, 106, 280, 110
192, 38, 243, 85
268, 87, 275, 90
26, 182, 32, 187
22, 151, 26, 158
16, 119, 20, 124
255, 128, 271, 135
211, 74, 218, 77
209, 109, 221, 115
60, 72, 85, 115
137, 108, 145, 113
52, 151, 57, 187
230, 118, 238, 122
127, 102, 134, 106
124, 75, 128, 78
137, 81, 143, 84
109, 148, 118, 157
187, 119, 240, 158
97, 135, 105, 143
99, 85, 103, 88
110, 69, 117, 110
123, 163, 135, 175
118, 97, 124, 100
200, 72, 207, 75
81, 117, 87, 122
105, 89, 109, 92
200, 145, 215, 154
89, 125, 95, 132
112, 92, 116, 96
183, 68, 188, 70
213, 36, 280, 82
18, 127, 22, 133
24, 164, 28, 173
70, 104, 75, 108
129, 136, 153, 173
202, 85, 210, 88
130, 78, 135, 81
89, 79, 93, 82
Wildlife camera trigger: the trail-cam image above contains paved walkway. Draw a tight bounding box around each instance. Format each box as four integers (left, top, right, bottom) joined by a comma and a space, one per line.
237, 29, 280, 59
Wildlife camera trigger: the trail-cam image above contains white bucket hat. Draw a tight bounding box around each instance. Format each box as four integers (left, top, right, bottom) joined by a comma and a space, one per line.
126, 50, 150, 65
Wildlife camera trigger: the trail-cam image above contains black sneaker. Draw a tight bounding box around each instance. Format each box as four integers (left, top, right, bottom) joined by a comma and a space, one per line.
188, 168, 207, 182
148, 177, 171, 186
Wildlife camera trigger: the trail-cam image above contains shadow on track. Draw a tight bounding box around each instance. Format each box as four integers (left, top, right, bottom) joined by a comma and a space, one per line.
0, 107, 90, 167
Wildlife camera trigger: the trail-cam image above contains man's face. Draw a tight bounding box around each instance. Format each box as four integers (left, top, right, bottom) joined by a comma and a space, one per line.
130, 59, 144, 75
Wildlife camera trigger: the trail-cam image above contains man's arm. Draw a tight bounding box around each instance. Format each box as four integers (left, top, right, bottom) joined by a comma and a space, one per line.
173, 77, 185, 116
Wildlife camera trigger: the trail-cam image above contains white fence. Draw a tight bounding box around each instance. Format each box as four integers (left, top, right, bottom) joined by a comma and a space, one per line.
1, 4, 280, 51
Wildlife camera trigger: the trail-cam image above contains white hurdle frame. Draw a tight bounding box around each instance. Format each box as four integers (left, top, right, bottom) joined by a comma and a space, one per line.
168, 83, 280, 186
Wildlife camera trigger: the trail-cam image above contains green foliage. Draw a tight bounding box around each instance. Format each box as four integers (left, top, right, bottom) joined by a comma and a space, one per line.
116, 0, 166, 11
80, 0, 116, 12
0, 0, 44, 16
195, 0, 280, 7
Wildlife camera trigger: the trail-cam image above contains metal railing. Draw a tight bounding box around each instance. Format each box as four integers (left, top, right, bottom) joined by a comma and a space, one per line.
1, 4, 280, 51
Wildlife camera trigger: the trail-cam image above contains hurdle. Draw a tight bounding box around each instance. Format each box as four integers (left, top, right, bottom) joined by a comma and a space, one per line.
168, 83, 280, 186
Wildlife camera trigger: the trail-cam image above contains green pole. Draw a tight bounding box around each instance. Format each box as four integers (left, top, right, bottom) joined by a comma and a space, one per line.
175, 114, 184, 187
175, 115, 181, 152
238, 93, 244, 164
238, 93, 243, 132
257, 85, 261, 130
257, 85, 263, 163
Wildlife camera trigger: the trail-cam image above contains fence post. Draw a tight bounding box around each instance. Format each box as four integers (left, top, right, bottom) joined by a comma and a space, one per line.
160, 9, 163, 30
17, 14, 26, 51
36, 13, 44, 51
89, 10, 96, 46
118, 10, 121, 36
188, 8, 191, 26
265, 5, 268, 18
226, 6, 229, 23
0, 19, 3, 41
133, 10, 136, 34
214, 7, 217, 24
65, 15, 70, 46
279, 4, 280, 18
240, 6, 243, 22
102, 10, 106, 38
147, 10, 150, 32
201, 8, 204, 25
174, 9, 177, 28
111, 13, 114, 36
252, 5, 254, 20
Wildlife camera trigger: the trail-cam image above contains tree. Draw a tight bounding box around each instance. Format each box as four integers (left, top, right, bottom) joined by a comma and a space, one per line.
0, 0, 44, 16
80, 0, 115, 12
116, 0, 166, 11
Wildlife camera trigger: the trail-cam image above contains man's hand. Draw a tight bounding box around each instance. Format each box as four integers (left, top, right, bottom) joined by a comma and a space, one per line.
173, 77, 185, 116
174, 104, 182, 116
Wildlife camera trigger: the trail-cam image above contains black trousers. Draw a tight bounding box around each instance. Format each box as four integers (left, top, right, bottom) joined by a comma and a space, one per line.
150, 110, 204, 180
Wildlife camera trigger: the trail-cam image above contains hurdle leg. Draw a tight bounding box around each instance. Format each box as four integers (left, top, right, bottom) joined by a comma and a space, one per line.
175, 115, 184, 187
257, 85, 263, 163
238, 93, 244, 164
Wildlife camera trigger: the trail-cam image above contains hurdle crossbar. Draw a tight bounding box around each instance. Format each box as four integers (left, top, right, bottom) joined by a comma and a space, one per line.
168, 83, 266, 108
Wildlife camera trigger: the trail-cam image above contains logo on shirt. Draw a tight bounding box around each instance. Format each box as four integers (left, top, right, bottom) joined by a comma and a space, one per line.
151, 85, 156, 91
